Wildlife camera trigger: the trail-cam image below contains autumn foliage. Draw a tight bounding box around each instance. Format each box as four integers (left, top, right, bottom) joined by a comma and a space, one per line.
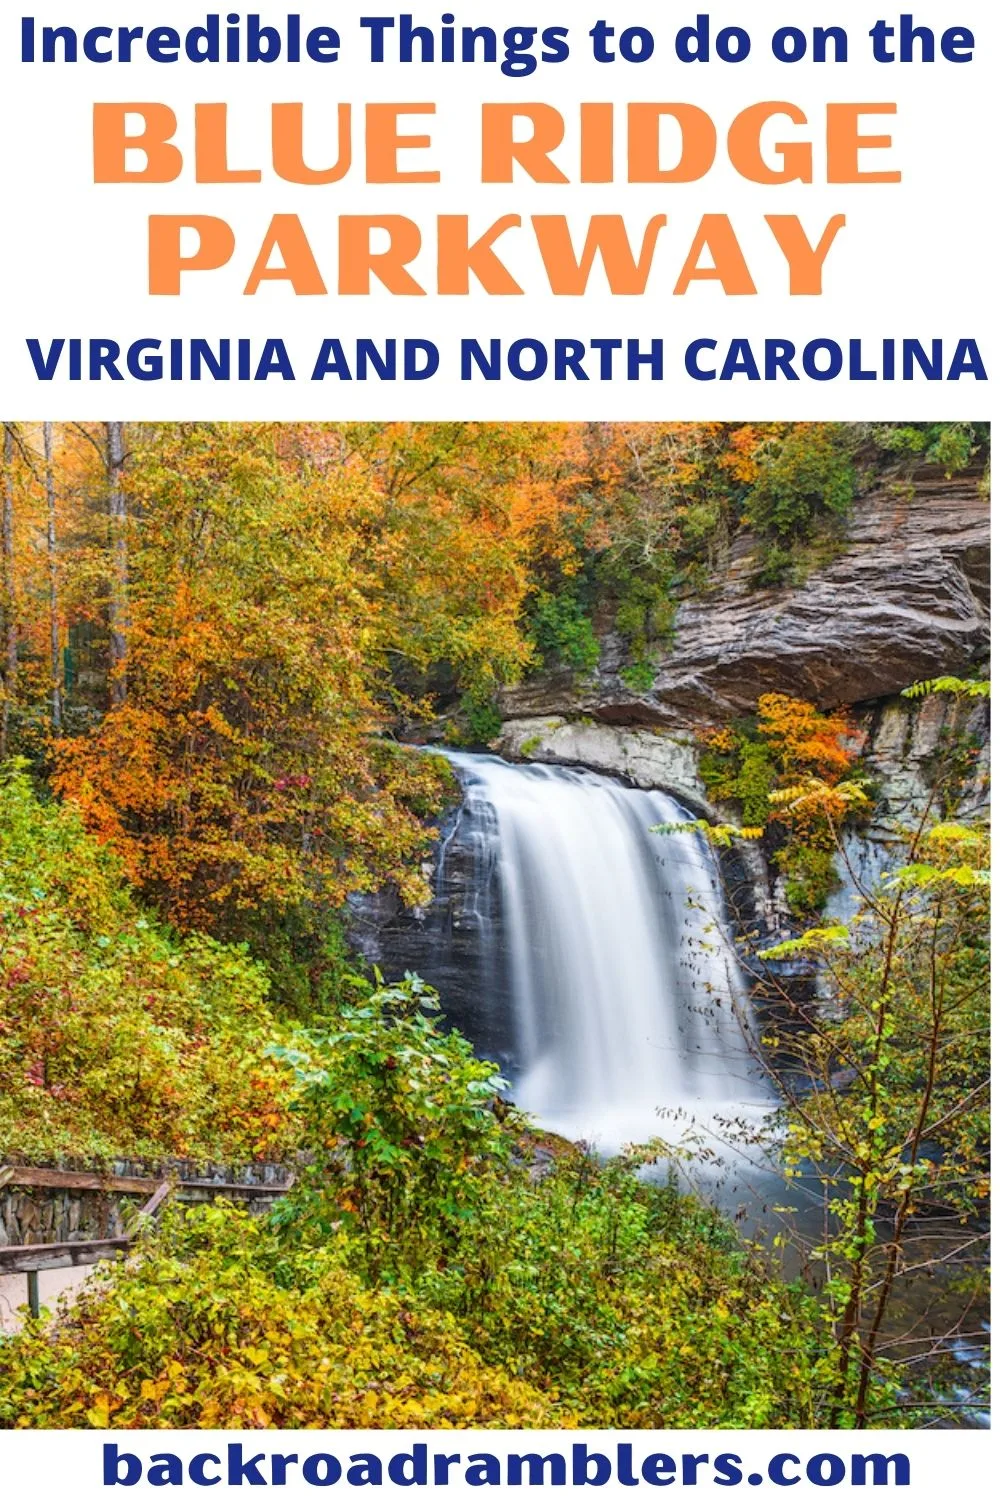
0, 419, 860, 937
0, 764, 295, 1165
700, 693, 869, 914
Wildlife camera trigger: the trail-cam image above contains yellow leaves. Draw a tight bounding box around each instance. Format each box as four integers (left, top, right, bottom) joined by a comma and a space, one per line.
11, 423, 886, 952
656, 817, 762, 848
86, 1392, 119, 1427
924, 822, 986, 846
705, 727, 737, 754
0, 1162, 826, 1434
768, 776, 871, 820
0, 767, 301, 1166
938, 864, 989, 887
758, 924, 850, 960
903, 675, 991, 701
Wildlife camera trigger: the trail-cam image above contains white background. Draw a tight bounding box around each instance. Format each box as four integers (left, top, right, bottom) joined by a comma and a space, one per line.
0, 0, 996, 418
0, 1428, 993, 1494
0, 0, 995, 1488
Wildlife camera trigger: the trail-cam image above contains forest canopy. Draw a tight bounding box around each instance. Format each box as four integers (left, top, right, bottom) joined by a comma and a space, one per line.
0, 419, 985, 940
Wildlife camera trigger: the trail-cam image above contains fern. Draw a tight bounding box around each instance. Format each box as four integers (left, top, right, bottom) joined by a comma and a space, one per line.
654, 818, 763, 847
902, 676, 991, 700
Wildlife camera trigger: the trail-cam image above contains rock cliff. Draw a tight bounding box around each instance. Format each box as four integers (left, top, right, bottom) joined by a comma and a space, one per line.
499, 460, 989, 732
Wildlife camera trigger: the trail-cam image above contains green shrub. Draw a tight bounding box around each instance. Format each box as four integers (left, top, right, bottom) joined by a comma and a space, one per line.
613, 582, 676, 653
270, 975, 512, 1282
0, 765, 295, 1166
0, 1204, 554, 1430
733, 741, 777, 826
226, 902, 362, 1021
870, 420, 986, 474
0, 1167, 826, 1430
414, 1155, 825, 1428
528, 589, 601, 672
457, 687, 503, 744
698, 727, 776, 827
697, 697, 869, 917
744, 425, 855, 540
775, 844, 841, 918
752, 542, 796, 588
621, 659, 656, 694
0, 955, 837, 1431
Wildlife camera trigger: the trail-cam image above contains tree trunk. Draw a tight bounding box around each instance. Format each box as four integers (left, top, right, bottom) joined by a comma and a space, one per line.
1, 424, 17, 758
106, 421, 128, 706
43, 422, 62, 733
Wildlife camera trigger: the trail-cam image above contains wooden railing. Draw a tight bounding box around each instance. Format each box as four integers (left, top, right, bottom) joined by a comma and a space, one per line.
0, 1164, 293, 1319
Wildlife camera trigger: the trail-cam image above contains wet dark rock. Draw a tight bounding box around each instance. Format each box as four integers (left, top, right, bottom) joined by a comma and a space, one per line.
348, 803, 520, 1079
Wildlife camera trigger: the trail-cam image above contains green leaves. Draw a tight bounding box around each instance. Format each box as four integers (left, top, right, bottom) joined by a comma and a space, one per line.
743, 422, 856, 541
764, 810, 990, 1423
527, 587, 601, 673
758, 924, 851, 960
869, 421, 986, 474
0, 1157, 826, 1430
902, 675, 991, 700
890, 861, 989, 890
270, 974, 515, 1281
694, 696, 871, 919
0, 767, 296, 1167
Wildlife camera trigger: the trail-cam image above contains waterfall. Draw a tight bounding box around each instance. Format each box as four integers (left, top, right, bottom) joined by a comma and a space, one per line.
442, 753, 769, 1151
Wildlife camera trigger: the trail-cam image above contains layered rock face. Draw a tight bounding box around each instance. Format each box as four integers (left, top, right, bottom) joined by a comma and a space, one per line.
496, 719, 707, 809
499, 461, 989, 733
497, 692, 991, 838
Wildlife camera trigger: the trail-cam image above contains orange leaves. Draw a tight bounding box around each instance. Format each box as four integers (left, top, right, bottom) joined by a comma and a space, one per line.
768, 776, 871, 830
43, 425, 459, 929
757, 692, 859, 785
7, 421, 872, 939
701, 695, 868, 916
750, 695, 869, 910
718, 423, 764, 485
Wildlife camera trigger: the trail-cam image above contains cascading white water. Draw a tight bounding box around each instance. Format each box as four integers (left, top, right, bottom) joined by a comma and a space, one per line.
445, 753, 769, 1151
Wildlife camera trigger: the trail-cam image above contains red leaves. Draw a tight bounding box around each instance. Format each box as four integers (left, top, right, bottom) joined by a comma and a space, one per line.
273, 773, 311, 791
